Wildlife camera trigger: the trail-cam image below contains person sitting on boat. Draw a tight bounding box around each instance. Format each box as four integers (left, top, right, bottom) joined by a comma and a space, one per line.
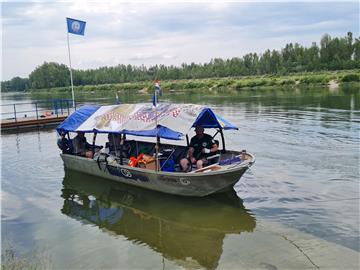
57, 131, 73, 154
180, 125, 218, 172
106, 133, 130, 158
73, 131, 101, 158
107, 133, 122, 155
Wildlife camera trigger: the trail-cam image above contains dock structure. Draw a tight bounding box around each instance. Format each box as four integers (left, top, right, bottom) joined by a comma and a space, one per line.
1, 115, 68, 131
1, 99, 73, 132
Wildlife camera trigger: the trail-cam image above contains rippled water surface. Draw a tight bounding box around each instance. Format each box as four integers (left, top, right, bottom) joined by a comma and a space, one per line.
1, 86, 359, 269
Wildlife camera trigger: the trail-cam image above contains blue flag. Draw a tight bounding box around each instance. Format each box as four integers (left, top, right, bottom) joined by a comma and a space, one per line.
66, 17, 86, 36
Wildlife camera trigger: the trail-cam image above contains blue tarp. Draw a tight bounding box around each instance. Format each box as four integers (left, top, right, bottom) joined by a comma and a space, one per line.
213, 113, 238, 130
123, 125, 183, 140
93, 125, 183, 140
56, 103, 238, 140
192, 108, 238, 130
57, 105, 101, 133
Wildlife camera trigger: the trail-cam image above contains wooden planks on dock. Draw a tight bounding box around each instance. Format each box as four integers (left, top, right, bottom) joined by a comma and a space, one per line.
1, 115, 67, 131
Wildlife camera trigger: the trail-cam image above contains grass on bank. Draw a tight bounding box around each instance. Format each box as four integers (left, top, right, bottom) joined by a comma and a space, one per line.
28, 70, 360, 94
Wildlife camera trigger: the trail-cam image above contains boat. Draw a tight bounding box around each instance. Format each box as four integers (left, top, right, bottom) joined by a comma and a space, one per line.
61, 169, 256, 269
56, 103, 255, 197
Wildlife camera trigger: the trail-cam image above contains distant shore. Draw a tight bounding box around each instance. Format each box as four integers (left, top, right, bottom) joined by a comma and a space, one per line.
17, 69, 360, 95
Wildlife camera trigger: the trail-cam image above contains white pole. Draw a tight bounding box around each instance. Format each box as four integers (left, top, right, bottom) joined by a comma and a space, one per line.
155, 88, 159, 171
67, 31, 75, 109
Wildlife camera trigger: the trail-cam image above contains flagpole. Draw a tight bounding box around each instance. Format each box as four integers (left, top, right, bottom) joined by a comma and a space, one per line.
66, 31, 75, 109
154, 87, 159, 171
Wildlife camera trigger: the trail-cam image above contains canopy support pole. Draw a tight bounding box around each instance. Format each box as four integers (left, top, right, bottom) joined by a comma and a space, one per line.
119, 134, 124, 165
154, 91, 159, 171
92, 132, 97, 156
219, 129, 226, 153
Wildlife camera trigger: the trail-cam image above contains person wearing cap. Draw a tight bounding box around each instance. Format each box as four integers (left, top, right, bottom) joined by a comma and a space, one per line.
180, 125, 218, 172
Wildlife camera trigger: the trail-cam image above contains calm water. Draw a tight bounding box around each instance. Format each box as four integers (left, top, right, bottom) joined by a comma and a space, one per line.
1, 85, 359, 269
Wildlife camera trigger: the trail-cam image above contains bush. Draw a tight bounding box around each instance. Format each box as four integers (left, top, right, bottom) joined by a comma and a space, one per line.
216, 79, 235, 87
266, 79, 278, 86
341, 74, 360, 82
279, 79, 296, 85
234, 80, 245, 89
247, 79, 267, 87
299, 75, 327, 84
184, 81, 208, 89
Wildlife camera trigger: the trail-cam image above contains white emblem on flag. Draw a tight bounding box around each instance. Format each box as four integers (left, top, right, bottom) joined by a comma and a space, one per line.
71, 21, 81, 33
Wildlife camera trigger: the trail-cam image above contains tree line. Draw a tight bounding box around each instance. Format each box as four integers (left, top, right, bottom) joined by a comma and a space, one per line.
2, 32, 359, 92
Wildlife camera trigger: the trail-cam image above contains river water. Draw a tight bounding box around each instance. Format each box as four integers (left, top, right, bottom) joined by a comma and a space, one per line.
1, 85, 359, 269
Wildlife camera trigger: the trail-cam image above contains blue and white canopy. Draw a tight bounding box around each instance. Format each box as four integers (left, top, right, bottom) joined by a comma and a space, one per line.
57, 103, 238, 140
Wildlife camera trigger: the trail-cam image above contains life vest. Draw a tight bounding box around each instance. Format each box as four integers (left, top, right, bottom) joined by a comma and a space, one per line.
128, 153, 144, 167
129, 157, 138, 167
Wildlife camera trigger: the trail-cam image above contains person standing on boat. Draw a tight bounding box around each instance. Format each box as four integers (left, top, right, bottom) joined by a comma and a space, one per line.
73, 131, 97, 158
180, 125, 218, 172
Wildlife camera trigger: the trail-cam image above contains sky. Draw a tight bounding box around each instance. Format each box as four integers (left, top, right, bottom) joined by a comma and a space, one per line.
1, 0, 359, 81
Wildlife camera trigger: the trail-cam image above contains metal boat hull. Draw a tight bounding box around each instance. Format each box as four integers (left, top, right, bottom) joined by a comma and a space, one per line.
60, 154, 252, 197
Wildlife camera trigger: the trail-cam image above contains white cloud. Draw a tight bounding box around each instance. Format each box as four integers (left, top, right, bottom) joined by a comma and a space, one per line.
272, 19, 351, 33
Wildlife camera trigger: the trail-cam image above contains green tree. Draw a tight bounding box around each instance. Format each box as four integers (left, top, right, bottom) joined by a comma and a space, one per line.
320, 33, 332, 67
1, 77, 29, 92
29, 62, 70, 89
353, 37, 360, 61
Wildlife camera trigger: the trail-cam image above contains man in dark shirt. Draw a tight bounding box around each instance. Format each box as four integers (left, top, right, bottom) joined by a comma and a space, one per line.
73, 131, 96, 158
57, 132, 73, 154
180, 125, 218, 172
107, 133, 122, 154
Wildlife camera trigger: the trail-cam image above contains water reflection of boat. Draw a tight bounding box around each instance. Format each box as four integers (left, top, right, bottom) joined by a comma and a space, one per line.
61, 169, 256, 270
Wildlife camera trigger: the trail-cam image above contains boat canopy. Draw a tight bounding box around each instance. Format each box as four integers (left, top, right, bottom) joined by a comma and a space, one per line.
56, 103, 238, 140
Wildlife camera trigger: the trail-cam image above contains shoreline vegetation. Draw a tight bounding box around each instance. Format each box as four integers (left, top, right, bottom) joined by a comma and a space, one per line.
22, 70, 360, 95
1, 32, 360, 94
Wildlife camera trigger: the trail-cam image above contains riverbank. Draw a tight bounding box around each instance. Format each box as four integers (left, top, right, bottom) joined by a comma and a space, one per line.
26, 70, 359, 95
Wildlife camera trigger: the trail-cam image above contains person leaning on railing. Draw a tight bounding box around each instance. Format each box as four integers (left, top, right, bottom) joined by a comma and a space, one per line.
180, 125, 218, 172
